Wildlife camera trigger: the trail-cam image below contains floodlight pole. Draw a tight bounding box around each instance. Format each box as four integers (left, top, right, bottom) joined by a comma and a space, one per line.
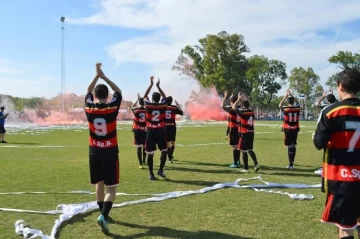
60, 16, 66, 113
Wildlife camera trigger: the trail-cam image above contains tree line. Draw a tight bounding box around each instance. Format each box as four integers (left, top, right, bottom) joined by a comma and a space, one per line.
173, 31, 360, 109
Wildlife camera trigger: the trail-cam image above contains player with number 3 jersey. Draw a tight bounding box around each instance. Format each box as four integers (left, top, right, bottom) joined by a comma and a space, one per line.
143, 76, 168, 180
131, 94, 147, 168
232, 93, 260, 173
84, 63, 122, 234
313, 69, 360, 239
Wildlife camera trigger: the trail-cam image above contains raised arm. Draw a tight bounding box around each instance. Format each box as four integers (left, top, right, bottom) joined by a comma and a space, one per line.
132, 93, 140, 109
221, 90, 229, 108
279, 90, 289, 108
143, 76, 154, 98
232, 92, 243, 111
316, 92, 327, 108
98, 66, 122, 94
175, 100, 184, 115
87, 62, 101, 93
156, 78, 166, 98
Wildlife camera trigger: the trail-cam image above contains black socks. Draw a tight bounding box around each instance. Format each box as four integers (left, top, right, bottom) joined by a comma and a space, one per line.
147, 154, 154, 175
102, 201, 113, 219
160, 151, 167, 171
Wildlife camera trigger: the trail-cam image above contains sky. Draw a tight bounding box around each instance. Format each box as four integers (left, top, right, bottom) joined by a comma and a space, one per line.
0, 0, 360, 103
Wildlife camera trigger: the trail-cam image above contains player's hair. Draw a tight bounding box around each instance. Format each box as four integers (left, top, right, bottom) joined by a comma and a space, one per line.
94, 84, 109, 100
166, 96, 173, 105
152, 92, 161, 103
0, 106, 4, 110
336, 69, 360, 95
230, 96, 237, 104
326, 94, 336, 103
242, 101, 250, 108
287, 96, 294, 105
138, 98, 145, 106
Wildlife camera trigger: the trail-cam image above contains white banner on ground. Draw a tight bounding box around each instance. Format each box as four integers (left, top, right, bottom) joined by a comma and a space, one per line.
1, 176, 320, 239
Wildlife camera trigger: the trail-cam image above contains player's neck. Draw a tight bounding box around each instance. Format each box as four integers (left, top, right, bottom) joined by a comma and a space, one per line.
340, 92, 357, 101
96, 99, 107, 104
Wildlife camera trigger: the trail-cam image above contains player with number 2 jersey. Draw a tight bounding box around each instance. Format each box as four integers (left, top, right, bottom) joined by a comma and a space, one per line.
279, 89, 301, 169
84, 63, 122, 234
143, 77, 168, 180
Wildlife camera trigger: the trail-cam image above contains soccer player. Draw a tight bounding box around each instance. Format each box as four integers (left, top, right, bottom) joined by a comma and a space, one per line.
85, 63, 122, 234
279, 89, 301, 169
131, 93, 147, 168
232, 93, 260, 173
143, 77, 168, 180
316, 90, 338, 110
0, 107, 9, 143
164, 96, 184, 163
221, 91, 241, 168
312, 69, 360, 239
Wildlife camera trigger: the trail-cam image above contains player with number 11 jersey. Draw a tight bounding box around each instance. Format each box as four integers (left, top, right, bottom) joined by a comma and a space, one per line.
279, 89, 301, 169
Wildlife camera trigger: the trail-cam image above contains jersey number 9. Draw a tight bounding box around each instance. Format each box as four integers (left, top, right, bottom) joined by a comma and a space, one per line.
93, 118, 107, 136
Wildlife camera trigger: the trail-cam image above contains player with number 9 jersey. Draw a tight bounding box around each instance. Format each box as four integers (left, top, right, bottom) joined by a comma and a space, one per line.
85, 91, 122, 153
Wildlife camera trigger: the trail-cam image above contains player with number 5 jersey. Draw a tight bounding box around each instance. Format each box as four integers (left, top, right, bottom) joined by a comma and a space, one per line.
164, 96, 184, 163
313, 69, 360, 239
279, 89, 301, 169
131, 93, 147, 168
84, 63, 122, 234
143, 76, 168, 180
232, 93, 260, 173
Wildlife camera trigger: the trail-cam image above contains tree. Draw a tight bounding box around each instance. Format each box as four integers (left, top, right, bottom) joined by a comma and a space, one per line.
326, 50, 360, 90
288, 67, 321, 106
246, 55, 287, 107
172, 31, 251, 94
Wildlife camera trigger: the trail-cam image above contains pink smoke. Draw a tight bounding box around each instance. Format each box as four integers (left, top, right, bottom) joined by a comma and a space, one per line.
185, 86, 227, 121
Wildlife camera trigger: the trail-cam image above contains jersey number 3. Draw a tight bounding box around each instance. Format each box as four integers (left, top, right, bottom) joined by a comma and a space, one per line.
346, 121, 360, 152
94, 118, 107, 136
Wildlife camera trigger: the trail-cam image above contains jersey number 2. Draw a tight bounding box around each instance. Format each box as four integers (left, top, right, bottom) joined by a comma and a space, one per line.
346, 121, 360, 152
152, 110, 160, 122
94, 118, 107, 136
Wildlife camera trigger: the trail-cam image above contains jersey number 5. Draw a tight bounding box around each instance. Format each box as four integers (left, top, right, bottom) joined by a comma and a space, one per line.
93, 118, 107, 136
165, 110, 171, 119
345, 121, 360, 152
152, 110, 160, 122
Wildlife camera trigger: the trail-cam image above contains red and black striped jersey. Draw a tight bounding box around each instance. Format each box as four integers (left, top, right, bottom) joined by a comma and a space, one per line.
281, 106, 301, 132
314, 98, 360, 195
236, 108, 255, 133
165, 105, 183, 126
84, 91, 122, 154
223, 105, 238, 128
132, 106, 146, 131
145, 98, 167, 129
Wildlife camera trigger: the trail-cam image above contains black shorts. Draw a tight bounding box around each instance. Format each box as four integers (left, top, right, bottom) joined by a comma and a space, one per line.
229, 127, 239, 146
165, 126, 177, 142
133, 130, 146, 146
145, 128, 167, 153
321, 193, 360, 230
238, 133, 254, 151
0, 125, 5, 134
284, 131, 298, 146
89, 152, 119, 187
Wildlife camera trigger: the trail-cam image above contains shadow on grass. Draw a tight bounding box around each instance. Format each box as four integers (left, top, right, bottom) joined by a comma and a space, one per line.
7, 142, 41, 145
260, 165, 317, 173
260, 172, 320, 178
163, 178, 220, 187
108, 221, 255, 239
176, 160, 229, 167
166, 166, 238, 175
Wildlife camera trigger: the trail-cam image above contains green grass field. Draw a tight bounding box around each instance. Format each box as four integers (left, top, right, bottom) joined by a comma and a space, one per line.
0, 120, 338, 239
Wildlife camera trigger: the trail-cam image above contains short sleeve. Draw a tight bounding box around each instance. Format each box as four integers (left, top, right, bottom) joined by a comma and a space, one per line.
109, 91, 122, 108
222, 105, 233, 113
85, 92, 94, 107
313, 110, 330, 150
